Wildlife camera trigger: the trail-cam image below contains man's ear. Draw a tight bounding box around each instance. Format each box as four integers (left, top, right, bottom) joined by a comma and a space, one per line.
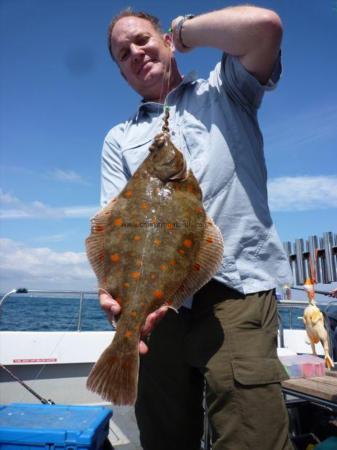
163, 32, 174, 50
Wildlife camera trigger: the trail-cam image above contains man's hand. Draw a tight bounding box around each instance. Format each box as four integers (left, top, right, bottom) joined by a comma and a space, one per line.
171, 16, 194, 53
99, 289, 169, 354
99, 289, 120, 325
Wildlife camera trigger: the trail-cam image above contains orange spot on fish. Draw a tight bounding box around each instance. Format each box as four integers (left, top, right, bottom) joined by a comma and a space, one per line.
153, 290, 164, 299
150, 273, 157, 280
141, 202, 149, 209
131, 271, 141, 280
167, 223, 174, 230
114, 217, 123, 226
207, 237, 214, 244
154, 239, 161, 245
123, 282, 129, 288
178, 249, 185, 255
183, 239, 193, 248
125, 330, 133, 338
134, 235, 141, 241
160, 264, 167, 271
169, 260, 177, 266
152, 217, 157, 224
124, 190, 133, 198
193, 263, 201, 271
196, 207, 203, 213
110, 253, 120, 263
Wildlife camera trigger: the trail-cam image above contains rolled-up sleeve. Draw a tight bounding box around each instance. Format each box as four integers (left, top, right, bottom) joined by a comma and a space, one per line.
100, 124, 129, 207
209, 51, 282, 112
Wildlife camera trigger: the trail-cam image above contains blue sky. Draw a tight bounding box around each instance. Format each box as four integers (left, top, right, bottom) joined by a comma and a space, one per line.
0, 0, 336, 293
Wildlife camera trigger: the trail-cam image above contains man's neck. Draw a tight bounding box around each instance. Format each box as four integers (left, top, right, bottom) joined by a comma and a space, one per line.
144, 65, 183, 103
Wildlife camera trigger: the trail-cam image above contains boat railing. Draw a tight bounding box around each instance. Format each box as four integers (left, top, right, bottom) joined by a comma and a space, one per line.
1, 288, 336, 335
0, 288, 99, 332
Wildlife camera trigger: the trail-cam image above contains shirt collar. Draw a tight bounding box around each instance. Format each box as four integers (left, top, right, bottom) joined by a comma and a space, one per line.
133, 70, 198, 122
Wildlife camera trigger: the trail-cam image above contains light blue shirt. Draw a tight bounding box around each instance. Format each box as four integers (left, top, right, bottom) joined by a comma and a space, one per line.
101, 53, 293, 295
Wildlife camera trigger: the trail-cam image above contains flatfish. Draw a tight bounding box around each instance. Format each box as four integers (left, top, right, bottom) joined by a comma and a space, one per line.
86, 131, 224, 405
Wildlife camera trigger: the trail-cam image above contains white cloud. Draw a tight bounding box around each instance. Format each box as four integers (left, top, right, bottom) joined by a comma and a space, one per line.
49, 169, 88, 184
0, 190, 98, 219
0, 189, 20, 205
268, 175, 337, 211
0, 238, 96, 292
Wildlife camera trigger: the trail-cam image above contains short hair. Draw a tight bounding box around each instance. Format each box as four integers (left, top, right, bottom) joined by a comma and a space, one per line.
107, 8, 163, 61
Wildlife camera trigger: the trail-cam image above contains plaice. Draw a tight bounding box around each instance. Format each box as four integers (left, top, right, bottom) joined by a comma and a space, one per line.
85, 131, 224, 405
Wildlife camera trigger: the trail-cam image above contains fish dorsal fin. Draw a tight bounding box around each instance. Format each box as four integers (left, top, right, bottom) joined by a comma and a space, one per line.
85, 198, 117, 286
170, 216, 224, 309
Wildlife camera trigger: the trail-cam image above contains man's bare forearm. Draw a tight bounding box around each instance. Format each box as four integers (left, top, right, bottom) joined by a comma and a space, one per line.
173, 6, 283, 84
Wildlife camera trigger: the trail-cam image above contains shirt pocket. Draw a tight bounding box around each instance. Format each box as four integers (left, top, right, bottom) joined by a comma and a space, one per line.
121, 137, 153, 175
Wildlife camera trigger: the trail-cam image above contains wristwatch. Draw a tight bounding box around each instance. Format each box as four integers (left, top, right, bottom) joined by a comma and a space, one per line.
176, 14, 195, 49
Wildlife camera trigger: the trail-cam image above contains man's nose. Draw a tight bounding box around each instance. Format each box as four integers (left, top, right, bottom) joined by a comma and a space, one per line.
130, 43, 144, 62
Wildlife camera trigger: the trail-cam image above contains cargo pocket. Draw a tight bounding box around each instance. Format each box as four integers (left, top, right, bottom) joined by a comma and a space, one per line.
231, 357, 288, 386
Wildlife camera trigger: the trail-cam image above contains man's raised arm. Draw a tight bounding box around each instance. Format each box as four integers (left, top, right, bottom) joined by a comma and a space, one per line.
172, 5, 282, 84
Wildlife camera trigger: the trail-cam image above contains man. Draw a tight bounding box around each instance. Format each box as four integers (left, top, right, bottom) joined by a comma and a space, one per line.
99, 5, 294, 450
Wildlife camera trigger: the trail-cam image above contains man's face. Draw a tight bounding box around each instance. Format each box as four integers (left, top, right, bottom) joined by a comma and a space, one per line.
110, 16, 173, 100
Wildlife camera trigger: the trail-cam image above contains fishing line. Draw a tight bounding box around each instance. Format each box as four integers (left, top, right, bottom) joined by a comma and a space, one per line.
157, 27, 174, 132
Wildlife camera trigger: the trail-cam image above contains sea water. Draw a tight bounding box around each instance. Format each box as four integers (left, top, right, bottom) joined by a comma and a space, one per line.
0, 294, 112, 331
0, 293, 306, 332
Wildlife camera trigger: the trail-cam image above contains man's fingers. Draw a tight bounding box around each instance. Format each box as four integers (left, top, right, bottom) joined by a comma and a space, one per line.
99, 290, 121, 324
138, 306, 170, 354
139, 340, 149, 355
98, 291, 169, 351
141, 305, 169, 337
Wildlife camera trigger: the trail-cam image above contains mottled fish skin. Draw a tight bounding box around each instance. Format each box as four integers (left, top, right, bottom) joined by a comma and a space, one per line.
86, 132, 223, 405
104, 135, 205, 330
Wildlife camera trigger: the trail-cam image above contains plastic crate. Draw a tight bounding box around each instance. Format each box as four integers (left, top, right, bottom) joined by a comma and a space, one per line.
279, 354, 325, 379
0, 403, 112, 449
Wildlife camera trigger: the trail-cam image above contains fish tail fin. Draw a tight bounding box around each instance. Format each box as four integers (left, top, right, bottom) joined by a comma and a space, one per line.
86, 339, 139, 405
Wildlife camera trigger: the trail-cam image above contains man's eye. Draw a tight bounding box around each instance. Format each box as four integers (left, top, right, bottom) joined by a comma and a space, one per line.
119, 50, 129, 61
136, 35, 150, 45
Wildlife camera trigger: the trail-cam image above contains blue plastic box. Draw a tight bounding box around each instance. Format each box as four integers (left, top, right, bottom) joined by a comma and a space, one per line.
0, 403, 112, 449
